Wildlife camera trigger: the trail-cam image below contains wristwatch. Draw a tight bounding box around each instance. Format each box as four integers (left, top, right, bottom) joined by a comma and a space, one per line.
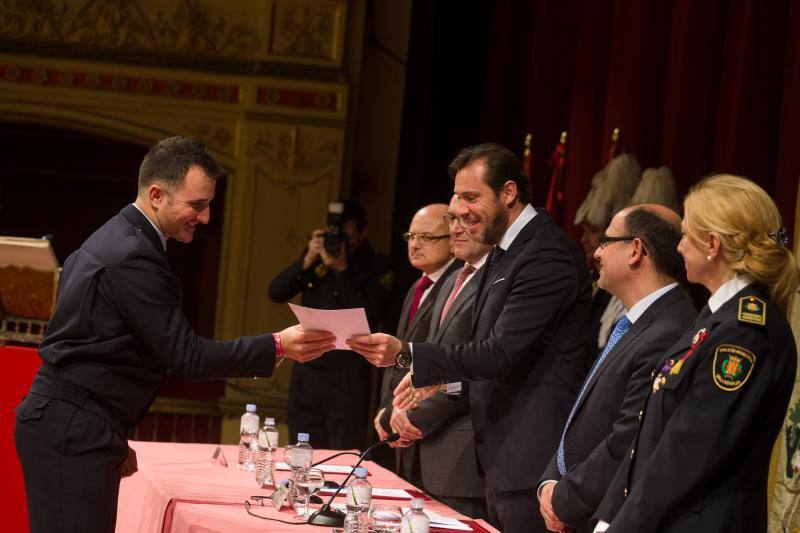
395, 341, 412, 369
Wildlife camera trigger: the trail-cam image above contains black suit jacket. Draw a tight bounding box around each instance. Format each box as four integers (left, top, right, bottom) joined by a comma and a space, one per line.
37, 204, 277, 429
412, 210, 592, 491
597, 284, 796, 532
378, 260, 462, 435
404, 264, 486, 498
539, 285, 696, 532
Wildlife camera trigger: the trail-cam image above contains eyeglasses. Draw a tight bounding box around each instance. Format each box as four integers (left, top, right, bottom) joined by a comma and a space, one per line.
598, 234, 636, 248
598, 233, 648, 255
402, 231, 450, 244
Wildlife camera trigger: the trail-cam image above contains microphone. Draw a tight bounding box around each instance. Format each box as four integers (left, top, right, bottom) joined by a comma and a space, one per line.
307, 433, 400, 527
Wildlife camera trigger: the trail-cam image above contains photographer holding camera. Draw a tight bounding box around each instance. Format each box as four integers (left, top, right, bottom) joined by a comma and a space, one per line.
268, 199, 396, 450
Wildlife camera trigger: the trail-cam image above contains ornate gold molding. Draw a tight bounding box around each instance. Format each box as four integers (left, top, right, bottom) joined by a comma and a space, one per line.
249, 127, 339, 175
0, 0, 260, 61
270, 2, 341, 62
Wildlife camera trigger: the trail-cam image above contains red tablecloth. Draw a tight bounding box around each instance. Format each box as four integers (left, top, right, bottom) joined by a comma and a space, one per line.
116, 440, 497, 533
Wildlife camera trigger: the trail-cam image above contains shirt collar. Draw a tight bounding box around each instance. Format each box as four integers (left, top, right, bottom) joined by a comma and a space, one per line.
708, 274, 753, 313
425, 257, 456, 284
467, 251, 491, 270
132, 202, 167, 251
498, 204, 537, 251
626, 282, 679, 324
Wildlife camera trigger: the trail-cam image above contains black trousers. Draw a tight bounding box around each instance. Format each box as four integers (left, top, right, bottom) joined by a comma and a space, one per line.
485, 483, 547, 533
287, 363, 371, 450
15, 393, 128, 533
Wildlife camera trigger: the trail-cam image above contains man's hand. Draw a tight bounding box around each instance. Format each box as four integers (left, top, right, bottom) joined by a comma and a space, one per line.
302, 229, 325, 270
320, 241, 347, 273
539, 481, 569, 532
374, 407, 389, 441
279, 325, 336, 363
393, 372, 441, 410
120, 446, 138, 479
346, 333, 402, 367
389, 407, 423, 443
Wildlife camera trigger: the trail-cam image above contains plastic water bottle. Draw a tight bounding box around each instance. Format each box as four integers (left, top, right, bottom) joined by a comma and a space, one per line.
344, 467, 372, 533
290, 433, 313, 510
254, 417, 279, 487
400, 499, 429, 533
237, 404, 259, 471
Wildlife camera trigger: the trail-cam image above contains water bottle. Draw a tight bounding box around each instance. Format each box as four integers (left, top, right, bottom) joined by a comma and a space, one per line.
400, 499, 429, 533
344, 467, 371, 533
290, 433, 313, 510
254, 417, 279, 487
237, 404, 259, 471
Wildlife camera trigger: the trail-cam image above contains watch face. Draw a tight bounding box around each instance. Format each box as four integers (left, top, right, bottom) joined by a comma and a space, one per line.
397, 351, 412, 368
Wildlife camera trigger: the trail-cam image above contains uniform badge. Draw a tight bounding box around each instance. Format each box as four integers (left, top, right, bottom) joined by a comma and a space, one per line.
379, 270, 396, 290
712, 344, 755, 391
738, 296, 766, 326
315, 263, 329, 278
653, 328, 710, 393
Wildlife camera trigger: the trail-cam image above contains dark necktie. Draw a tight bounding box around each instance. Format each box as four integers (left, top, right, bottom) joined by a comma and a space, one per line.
407, 275, 433, 326
440, 265, 476, 324
486, 246, 505, 278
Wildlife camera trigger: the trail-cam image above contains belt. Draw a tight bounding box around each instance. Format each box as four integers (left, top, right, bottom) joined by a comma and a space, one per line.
29, 372, 127, 438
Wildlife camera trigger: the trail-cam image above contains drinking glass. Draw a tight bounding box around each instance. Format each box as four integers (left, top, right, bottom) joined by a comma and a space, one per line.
295, 467, 325, 519
369, 503, 403, 532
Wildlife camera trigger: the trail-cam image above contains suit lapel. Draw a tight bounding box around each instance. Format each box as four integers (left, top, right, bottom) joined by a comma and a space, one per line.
396, 284, 415, 339
472, 212, 549, 330
120, 204, 168, 260
437, 267, 481, 341
428, 271, 456, 340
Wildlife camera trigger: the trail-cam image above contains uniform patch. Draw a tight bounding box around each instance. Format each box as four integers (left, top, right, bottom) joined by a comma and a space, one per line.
315, 263, 329, 278
738, 296, 766, 326
379, 270, 396, 290
712, 344, 755, 391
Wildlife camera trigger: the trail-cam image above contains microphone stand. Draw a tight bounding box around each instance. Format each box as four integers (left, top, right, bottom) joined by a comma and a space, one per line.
307, 433, 400, 527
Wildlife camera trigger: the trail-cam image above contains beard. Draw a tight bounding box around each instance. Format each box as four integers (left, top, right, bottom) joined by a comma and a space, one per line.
478, 204, 510, 244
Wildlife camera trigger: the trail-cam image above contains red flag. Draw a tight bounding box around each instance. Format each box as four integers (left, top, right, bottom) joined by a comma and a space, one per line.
546, 131, 568, 225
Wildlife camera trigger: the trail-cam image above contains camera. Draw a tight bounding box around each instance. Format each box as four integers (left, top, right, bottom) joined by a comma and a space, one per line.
323, 202, 345, 256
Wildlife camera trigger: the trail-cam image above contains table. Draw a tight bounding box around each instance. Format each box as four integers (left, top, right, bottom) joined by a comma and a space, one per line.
116, 440, 498, 533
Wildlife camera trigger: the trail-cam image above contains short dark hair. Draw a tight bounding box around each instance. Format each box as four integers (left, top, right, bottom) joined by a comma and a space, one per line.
340, 199, 368, 231
447, 143, 531, 204
623, 208, 685, 281
138, 136, 225, 191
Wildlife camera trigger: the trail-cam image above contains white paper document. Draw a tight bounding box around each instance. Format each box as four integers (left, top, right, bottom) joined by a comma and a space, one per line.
319, 487, 412, 499
274, 461, 354, 475
288, 304, 371, 350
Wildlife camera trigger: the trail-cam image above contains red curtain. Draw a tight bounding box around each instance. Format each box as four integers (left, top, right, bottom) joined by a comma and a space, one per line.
482, 0, 799, 240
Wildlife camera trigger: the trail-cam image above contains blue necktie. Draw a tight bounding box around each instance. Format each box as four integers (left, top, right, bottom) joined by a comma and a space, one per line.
557, 315, 632, 475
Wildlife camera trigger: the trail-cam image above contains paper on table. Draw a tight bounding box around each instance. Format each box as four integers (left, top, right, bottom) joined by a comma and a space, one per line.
288, 304, 371, 350
274, 461, 354, 475
320, 487, 412, 499
330, 504, 472, 531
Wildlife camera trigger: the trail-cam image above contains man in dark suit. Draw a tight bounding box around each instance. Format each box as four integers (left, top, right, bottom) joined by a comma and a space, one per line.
375, 203, 458, 467
389, 197, 492, 518
14, 137, 334, 533
349, 143, 592, 533
537, 204, 696, 533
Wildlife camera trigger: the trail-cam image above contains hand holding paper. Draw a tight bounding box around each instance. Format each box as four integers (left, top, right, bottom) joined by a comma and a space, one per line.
289, 304, 370, 351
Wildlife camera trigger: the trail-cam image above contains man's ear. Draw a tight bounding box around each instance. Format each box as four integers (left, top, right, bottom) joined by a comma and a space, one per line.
148, 184, 167, 209
628, 238, 646, 267
502, 180, 518, 208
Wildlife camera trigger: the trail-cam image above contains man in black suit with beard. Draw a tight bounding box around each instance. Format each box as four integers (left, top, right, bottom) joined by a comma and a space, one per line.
349, 143, 592, 533
14, 137, 334, 533
536, 204, 696, 533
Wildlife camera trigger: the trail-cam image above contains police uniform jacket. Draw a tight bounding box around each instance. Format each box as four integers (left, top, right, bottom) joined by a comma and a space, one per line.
33, 204, 278, 432
597, 283, 796, 532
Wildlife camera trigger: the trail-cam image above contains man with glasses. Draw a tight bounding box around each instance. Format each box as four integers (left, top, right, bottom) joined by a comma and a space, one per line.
374, 203, 460, 477
349, 143, 592, 533
268, 199, 396, 451
537, 204, 696, 533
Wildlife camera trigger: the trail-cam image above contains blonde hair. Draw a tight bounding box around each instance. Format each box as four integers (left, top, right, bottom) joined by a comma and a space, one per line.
683, 174, 799, 312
